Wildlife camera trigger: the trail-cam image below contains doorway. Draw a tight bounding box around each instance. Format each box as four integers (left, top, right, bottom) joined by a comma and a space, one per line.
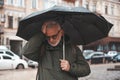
10, 40, 22, 57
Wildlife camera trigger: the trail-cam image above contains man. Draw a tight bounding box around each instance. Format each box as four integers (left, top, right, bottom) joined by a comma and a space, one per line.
22, 21, 91, 80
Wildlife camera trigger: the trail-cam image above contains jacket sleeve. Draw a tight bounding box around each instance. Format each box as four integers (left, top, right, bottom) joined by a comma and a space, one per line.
21, 32, 45, 61
68, 46, 91, 77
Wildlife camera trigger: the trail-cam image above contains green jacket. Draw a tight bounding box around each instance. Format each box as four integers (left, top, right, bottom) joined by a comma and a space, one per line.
21, 33, 91, 80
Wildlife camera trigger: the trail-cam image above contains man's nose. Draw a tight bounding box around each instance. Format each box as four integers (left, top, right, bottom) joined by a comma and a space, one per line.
49, 37, 54, 42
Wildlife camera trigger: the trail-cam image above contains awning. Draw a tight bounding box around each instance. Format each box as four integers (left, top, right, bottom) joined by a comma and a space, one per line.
8, 36, 24, 41
84, 37, 120, 47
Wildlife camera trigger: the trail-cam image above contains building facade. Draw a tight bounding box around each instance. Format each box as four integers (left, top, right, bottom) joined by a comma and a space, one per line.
0, 0, 120, 55
81, 0, 120, 52
0, 0, 44, 55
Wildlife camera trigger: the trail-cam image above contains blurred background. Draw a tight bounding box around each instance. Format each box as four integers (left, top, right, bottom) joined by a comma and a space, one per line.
0, 0, 120, 80
0, 0, 120, 57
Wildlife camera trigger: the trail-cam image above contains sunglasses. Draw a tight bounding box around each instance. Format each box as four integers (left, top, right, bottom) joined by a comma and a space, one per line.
46, 30, 61, 40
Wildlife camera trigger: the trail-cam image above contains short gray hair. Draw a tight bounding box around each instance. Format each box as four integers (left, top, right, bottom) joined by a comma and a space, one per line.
42, 21, 61, 30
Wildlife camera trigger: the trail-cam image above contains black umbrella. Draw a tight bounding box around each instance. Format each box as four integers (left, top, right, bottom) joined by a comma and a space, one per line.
16, 5, 113, 45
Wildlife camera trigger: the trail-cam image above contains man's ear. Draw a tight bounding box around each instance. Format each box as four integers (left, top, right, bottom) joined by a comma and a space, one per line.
41, 22, 48, 34
61, 29, 64, 36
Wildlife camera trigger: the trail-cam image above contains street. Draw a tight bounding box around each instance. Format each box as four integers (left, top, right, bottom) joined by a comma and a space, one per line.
0, 63, 120, 80
80, 63, 120, 80
0, 1, 120, 80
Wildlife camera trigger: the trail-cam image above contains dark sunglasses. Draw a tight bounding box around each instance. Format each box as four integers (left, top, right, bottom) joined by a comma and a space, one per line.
46, 30, 61, 40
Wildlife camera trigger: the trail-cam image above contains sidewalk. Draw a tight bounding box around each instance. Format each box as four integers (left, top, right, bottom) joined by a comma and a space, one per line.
79, 63, 120, 80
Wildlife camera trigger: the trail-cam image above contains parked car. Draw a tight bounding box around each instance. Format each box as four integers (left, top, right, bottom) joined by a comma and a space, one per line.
113, 54, 120, 62
0, 45, 8, 50
107, 51, 118, 56
27, 60, 38, 68
0, 54, 28, 70
107, 51, 118, 59
83, 50, 94, 58
85, 52, 112, 64
0, 49, 20, 59
85, 52, 104, 60
91, 55, 112, 64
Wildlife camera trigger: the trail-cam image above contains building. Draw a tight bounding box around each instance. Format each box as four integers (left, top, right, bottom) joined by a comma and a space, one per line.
0, 0, 5, 45
0, 0, 44, 55
0, 0, 120, 56
81, 0, 120, 52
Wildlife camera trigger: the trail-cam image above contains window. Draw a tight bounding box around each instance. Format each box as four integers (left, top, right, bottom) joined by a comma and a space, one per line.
7, 0, 13, 5
111, 6, 114, 15
92, 4, 96, 12
0, 14, 5, 23
105, 6, 108, 14
117, 55, 120, 58
3, 56, 12, 59
19, 0, 22, 6
32, 0, 38, 9
92, 54, 103, 57
94, 54, 103, 56
17, 0, 24, 7
85, 4, 89, 9
0, 0, 4, 8
6, 51, 14, 56
0, 51, 3, 54
17, 17, 22, 25
111, 44, 116, 51
97, 45, 103, 51
8, 16, 13, 28
85, 2, 89, 10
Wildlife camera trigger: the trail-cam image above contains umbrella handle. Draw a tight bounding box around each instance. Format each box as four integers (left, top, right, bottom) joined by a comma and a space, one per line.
63, 35, 65, 60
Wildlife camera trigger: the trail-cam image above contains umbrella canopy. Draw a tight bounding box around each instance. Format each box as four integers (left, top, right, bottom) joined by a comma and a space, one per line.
16, 5, 113, 45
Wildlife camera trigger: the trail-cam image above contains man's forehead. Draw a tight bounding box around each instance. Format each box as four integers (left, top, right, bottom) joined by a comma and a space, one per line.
46, 27, 59, 34
43, 21, 60, 27
47, 25, 60, 30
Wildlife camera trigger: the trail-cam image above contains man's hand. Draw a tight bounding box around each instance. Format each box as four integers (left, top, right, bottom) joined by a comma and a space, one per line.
60, 59, 70, 71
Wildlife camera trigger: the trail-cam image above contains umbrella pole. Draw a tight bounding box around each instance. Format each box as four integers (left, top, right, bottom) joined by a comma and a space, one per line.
63, 35, 65, 60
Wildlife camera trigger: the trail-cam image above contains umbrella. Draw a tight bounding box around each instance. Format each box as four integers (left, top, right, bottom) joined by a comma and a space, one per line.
16, 5, 113, 45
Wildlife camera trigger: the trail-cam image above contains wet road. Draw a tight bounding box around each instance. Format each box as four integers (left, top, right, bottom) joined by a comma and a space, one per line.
80, 63, 120, 80
0, 63, 120, 80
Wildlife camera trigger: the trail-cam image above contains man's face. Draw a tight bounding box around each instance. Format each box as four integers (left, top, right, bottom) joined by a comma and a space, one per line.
45, 25, 63, 46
